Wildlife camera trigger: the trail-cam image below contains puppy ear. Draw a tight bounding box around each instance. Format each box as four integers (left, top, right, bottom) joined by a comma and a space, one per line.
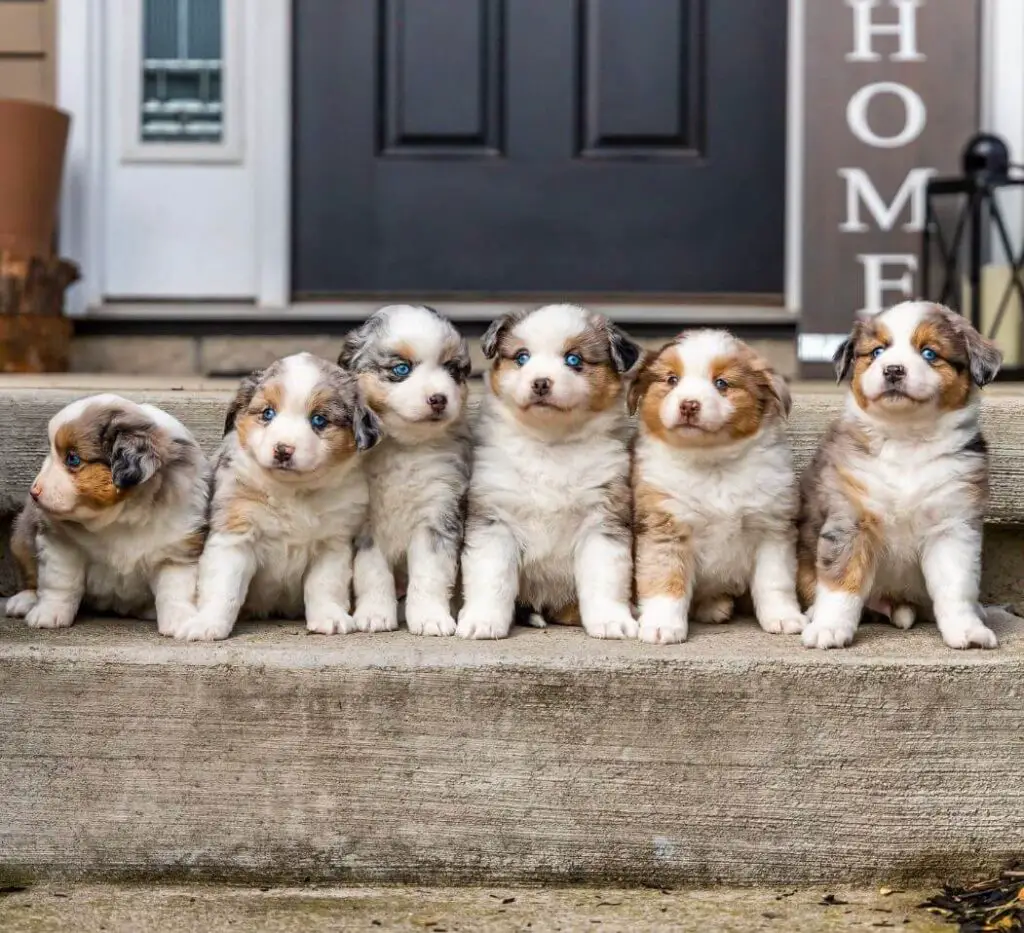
481, 312, 520, 360
451, 337, 473, 382
963, 324, 1003, 386
354, 402, 383, 451
109, 427, 162, 490
626, 350, 656, 415
608, 324, 642, 374
767, 372, 792, 418
224, 369, 263, 436
832, 329, 858, 384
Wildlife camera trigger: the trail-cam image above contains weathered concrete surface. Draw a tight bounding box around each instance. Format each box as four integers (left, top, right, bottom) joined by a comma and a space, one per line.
0, 883, 947, 932
0, 616, 1021, 886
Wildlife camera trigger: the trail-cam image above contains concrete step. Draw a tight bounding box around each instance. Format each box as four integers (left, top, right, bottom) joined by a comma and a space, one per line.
1, 616, 1022, 886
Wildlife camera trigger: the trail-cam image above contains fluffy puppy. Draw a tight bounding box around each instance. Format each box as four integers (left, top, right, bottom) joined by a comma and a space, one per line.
630, 330, 803, 644
5, 394, 208, 634
799, 300, 1002, 650
339, 304, 472, 636
175, 353, 382, 641
457, 303, 641, 640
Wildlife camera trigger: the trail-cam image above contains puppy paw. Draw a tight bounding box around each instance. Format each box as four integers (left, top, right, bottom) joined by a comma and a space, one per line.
156, 604, 196, 638
527, 612, 548, 629
456, 612, 511, 640
406, 602, 456, 637
758, 611, 807, 635
940, 615, 998, 650
175, 611, 234, 642
889, 604, 917, 630
25, 601, 76, 630
353, 599, 399, 633
801, 617, 856, 649
4, 589, 38, 618
638, 619, 688, 645
306, 604, 357, 636
583, 605, 639, 640
693, 595, 734, 624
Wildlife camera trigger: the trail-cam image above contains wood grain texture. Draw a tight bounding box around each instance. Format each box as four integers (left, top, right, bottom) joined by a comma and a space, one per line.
0, 617, 1022, 885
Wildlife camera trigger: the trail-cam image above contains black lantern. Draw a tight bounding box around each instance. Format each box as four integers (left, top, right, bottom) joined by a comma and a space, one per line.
921, 132, 1024, 360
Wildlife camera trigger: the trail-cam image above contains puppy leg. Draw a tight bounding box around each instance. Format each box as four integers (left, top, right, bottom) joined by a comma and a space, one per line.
636, 506, 693, 645
802, 514, 878, 649
5, 590, 38, 618
353, 540, 399, 633
151, 560, 199, 638
693, 595, 734, 625
305, 541, 357, 635
751, 532, 806, 635
405, 526, 457, 637
24, 538, 85, 630
7, 506, 39, 617
456, 520, 518, 640
576, 530, 637, 640
922, 529, 996, 649
177, 534, 255, 641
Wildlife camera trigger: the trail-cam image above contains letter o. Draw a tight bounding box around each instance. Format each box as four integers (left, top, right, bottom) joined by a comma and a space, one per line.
846, 82, 926, 149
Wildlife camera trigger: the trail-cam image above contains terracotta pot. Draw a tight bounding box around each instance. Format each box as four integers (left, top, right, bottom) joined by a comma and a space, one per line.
0, 99, 71, 259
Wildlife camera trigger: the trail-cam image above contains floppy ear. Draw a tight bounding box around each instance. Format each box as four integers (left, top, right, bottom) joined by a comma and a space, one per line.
767, 372, 792, 418
481, 312, 521, 360
109, 428, 162, 490
224, 370, 263, 436
608, 324, 642, 374
963, 324, 1003, 386
338, 321, 372, 370
450, 337, 473, 383
832, 331, 858, 384
353, 402, 383, 451
626, 351, 656, 415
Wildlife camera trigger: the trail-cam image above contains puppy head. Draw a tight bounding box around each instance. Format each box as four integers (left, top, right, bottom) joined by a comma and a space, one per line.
225, 353, 382, 479
483, 304, 641, 431
628, 330, 790, 449
31, 394, 168, 521
339, 304, 470, 442
834, 301, 1002, 416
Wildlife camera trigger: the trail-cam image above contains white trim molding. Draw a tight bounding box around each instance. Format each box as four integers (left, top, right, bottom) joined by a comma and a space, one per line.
785, 0, 805, 315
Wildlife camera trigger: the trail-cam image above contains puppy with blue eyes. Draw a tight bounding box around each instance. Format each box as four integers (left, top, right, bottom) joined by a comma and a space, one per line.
175, 353, 382, 641
339, 305, 472, 636
457, 304, 642, 640
799, 301, 1002, 649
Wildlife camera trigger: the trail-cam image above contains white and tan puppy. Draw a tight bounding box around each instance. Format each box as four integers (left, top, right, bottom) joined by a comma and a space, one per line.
457, 303, 641, 640
176, 353, 382, 641
339, 305, 472, 636
630, 330, 803, 644
799, 300, 1002, 650
5, 394, 208, 634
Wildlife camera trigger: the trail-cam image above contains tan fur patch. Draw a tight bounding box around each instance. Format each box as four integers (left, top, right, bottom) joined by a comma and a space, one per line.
236, 381, 284, 449
911, 315, 972, 410
632, 348, 684, 442
850, 320, 892, 410
548, 602, 581, 626
392, 341, 417, 363
219, 484, 268, 535
53, 422, 121, 511
709, 350, 779, 440
561, 335, 623, 412
10, 505, 39, 589
633, 481, 693, 600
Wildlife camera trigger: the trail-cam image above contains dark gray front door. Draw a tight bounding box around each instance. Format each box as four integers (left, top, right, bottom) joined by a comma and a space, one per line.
293, 0, 787, 298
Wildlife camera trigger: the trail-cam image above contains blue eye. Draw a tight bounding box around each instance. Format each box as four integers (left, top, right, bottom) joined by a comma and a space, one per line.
64, 451, 81, 469
564, 353, 582, 370
391, 361, 412, 379
714, 378, 729, 392
261, 407, 276, 423
514, 350, 530, 367
871, 347, 885, 360
310, 413, 328, 431
921, 347, 938, 362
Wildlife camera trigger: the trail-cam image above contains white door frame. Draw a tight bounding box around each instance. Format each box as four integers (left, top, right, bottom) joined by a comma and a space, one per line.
57, 0, 291, 315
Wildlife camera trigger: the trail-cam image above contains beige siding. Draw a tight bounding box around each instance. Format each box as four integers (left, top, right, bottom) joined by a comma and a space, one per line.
0, 0, 56, 104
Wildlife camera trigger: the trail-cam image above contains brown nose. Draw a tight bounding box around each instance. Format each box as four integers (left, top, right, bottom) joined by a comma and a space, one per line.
679, 399, 701, 418
532, 377, 552, 397
883, 364, 907, 383
273, 443, 295, 463
428, 393, 448, 413
29, 484, 41, 502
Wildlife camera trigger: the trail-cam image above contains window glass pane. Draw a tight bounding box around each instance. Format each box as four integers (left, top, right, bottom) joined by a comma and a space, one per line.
141, 0, 223, 144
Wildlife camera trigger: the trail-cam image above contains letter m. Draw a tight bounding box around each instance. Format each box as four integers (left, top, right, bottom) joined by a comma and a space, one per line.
838, 167, 935, 232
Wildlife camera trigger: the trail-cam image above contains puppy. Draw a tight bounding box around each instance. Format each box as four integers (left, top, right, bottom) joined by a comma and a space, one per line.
5, 394, 208, 634
799, 300, 1002, 650
629, 330, 804, 644
339, 305, 472, 636
457, 303, 641, 640
175, 353, 382, 641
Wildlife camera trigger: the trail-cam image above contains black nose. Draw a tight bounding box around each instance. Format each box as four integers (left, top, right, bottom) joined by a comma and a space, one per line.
428, 393, 448, 413
532, 377, 552, 397
273, 443, 295, 463
883, 364, 907, 383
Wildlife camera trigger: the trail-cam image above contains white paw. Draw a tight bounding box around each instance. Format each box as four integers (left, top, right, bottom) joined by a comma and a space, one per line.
25, 601, 77, 630
5, 589, 38, 618
306, 604, 357, 636
758, 611, 807, 635
583, 605, 639, 640
175, 611, 234, 642
527, 611, 547, 629
693, 596, 734, 624
940, 616, 998, 650
890, 605, 917, 630
455, 612, 511, 640
638, 618, 688, 645
353, 599, 399, 633
156, 604, 196, 638
406, 603, 456, 637
801, 617, 856, 649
